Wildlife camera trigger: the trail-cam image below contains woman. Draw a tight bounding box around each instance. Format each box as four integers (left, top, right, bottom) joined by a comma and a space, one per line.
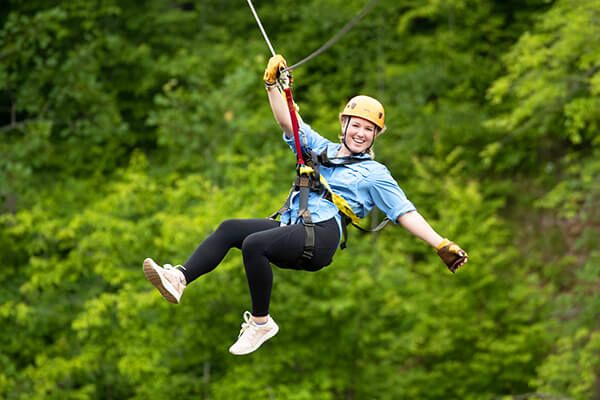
143, 55, 468, 356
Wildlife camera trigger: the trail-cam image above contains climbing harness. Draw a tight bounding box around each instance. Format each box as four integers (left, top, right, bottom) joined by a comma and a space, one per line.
269, 149, 390, 259
247, 0, 389, 263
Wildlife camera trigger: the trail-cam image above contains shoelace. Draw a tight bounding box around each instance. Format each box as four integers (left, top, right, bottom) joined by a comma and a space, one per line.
163, 264, 186, 287
238, 311, 260, 338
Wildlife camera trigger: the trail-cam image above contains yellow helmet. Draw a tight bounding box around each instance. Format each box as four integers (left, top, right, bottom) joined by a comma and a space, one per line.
341, 95, 385, 129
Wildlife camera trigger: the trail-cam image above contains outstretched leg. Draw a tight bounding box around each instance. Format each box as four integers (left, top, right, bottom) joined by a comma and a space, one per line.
143, 219, 279, 304
181, 218, 280, 283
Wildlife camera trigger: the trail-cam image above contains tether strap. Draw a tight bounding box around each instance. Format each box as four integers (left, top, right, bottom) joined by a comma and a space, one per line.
283, 87, 305, 165
352, 217, 390, 233
281, 77, 315, 261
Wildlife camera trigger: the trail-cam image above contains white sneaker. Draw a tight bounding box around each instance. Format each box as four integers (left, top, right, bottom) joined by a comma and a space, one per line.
143, 258, 187, 304
228, 311, 279, 355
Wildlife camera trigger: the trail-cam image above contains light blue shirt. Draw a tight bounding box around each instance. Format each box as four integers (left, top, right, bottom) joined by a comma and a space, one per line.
281, 120, 416, 231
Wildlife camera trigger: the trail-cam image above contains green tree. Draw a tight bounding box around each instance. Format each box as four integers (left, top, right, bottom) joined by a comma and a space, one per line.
2, 0, 598, 398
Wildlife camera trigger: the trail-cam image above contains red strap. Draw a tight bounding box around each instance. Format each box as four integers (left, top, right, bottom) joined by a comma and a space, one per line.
283, 87, 305, 165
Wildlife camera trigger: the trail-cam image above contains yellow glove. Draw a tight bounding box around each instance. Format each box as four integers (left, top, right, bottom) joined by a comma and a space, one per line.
263, 54, 287, 85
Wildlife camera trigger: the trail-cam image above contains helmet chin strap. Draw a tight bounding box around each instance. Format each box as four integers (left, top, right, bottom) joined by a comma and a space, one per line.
342, 118, 376, 157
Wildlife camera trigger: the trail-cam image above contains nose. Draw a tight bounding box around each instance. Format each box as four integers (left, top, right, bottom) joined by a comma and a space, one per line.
357, 127, 371, 138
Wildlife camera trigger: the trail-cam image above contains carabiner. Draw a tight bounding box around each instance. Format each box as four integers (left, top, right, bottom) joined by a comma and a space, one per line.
277, 68, 292, 90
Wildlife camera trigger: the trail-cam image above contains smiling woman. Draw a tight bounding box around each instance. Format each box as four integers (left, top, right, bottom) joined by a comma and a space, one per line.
342, 117, 376, 153
143, 54, 469, 356
338, 95, 385, 158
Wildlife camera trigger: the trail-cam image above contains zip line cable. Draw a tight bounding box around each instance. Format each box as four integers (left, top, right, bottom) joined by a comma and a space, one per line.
285, 0, 380, 71
246, 0, 381, 165
246, 0, 381, 71
246, 0, 392, 242
246, 0, 277, 56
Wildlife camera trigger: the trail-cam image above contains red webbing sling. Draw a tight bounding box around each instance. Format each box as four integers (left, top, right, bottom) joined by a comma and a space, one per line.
280, 78, 315, 261
283, 87, 304, 165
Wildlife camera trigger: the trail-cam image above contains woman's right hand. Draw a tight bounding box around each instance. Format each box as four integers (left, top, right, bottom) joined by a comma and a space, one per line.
263, 54, 287, 85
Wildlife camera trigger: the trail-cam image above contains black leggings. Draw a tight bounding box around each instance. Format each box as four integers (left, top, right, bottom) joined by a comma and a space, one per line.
181, 218, 340, 316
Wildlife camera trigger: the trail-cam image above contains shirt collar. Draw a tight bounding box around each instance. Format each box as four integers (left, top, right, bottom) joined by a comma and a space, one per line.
327, 143, 372, 161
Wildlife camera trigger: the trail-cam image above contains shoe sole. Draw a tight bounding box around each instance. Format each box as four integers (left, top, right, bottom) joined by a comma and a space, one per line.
229, 324, 280, 355
143, 258, 180, 304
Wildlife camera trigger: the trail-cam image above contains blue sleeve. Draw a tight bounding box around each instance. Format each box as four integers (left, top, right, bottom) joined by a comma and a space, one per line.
367, 167, 416, 223
282, 119, 332, 155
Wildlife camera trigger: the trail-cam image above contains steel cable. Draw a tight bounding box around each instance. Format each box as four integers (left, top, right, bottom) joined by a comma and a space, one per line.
284, 0, 380, 71
246, 0, 381, 71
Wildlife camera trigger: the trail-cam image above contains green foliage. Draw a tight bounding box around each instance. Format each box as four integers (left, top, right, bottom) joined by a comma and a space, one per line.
532, 251, 600, 400
485, 0, 600, 172
1, 0, 598, 399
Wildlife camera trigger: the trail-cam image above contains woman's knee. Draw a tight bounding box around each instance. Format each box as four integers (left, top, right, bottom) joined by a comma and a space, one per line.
217, 219, 241, 233
211, 219, 246, 247
241, 233, 265, 257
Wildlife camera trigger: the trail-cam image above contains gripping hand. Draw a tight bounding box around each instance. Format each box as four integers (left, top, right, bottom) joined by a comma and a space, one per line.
436, 239, 468, 273
264, 54, 287, 85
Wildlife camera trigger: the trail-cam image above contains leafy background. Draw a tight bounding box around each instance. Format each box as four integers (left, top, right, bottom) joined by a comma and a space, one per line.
1, 0, 598, 399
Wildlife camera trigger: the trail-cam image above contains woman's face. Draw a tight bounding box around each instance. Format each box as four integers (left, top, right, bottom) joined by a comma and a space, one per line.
342, 116, 377, 154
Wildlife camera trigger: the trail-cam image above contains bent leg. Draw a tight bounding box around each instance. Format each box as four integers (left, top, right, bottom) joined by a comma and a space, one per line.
241, 218, 340, 316
182, 219, 279, 283
241, 224, 306, 316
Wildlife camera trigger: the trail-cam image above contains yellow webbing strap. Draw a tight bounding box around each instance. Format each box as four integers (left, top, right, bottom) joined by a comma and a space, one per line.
319, 176, 361, 225
298, 165, 315, 176
298, 165, 361, 225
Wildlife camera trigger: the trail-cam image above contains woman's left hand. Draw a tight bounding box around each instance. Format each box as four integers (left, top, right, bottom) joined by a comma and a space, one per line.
436, 239, 468, 273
